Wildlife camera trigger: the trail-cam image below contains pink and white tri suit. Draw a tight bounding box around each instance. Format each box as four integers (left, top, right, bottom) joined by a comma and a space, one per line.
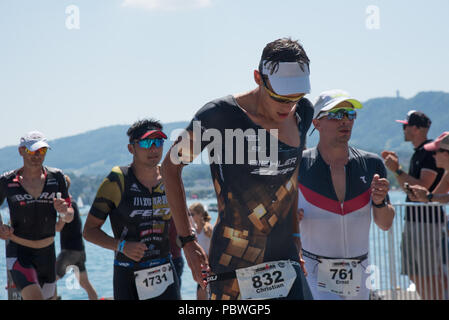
298, 147, 388, 300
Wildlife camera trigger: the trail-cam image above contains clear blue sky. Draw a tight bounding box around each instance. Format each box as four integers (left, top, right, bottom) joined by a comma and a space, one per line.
0, 0, 448, 148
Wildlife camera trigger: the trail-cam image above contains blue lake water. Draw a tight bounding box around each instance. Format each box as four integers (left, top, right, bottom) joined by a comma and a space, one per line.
0, 198, 219, 300
0, 191, 412, 300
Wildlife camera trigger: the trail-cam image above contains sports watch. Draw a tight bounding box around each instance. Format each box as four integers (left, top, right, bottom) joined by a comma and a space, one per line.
395, 168, 404, 177
176, 233, 197, 248
372, 198, 387, 208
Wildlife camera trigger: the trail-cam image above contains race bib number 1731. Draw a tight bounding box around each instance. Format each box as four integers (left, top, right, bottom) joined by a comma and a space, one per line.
134, 263, 174, 300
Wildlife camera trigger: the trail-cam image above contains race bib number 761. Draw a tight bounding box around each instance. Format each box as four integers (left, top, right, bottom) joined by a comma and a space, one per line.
317, 259, 362, 297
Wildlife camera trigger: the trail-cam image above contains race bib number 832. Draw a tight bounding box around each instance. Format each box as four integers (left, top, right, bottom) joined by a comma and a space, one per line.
236, 261, 297, 300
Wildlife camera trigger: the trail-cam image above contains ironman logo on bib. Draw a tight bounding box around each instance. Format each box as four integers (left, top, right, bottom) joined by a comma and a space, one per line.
134, 263, 174, 300
236, 260, 297, 300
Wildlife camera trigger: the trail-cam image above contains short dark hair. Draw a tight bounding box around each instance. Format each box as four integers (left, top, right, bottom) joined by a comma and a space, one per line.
127, 118, 163, 143
409, 111, 431, 128
259, 37, 310, 74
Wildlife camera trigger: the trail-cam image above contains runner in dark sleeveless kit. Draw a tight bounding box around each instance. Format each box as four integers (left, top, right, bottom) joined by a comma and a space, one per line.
0, 131, 74, 300
55, 175, 98, 300
162, 38, 314, 300
83, 119, 180, 300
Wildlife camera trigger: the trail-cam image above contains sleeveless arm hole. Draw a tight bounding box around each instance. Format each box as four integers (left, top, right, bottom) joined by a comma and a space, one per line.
184, 100, 223, 158
295, 98, 314, 149
109, 167, 126, 209
89, 168, 124, 220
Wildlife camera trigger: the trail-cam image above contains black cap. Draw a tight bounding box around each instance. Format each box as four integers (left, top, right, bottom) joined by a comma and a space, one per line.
395, 110, 431, 128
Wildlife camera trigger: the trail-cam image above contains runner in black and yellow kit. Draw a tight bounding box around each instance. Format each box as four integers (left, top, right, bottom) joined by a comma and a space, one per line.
0, 131, 74, 300
83, 119, 180, 300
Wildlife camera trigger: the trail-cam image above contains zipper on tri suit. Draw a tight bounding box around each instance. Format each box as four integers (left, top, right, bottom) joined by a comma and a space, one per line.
341, 202, 348, 258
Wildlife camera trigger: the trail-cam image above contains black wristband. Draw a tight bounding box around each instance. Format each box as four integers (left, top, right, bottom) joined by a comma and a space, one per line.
395, 168, 404, 177
176, 233, 197, 248
427, 193, 434, 202
372, 199, 387, 208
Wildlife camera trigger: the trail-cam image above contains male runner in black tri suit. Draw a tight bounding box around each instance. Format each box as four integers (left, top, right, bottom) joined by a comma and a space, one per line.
0, 131, 74, 300
83, 119, 180, 300
162, 38, 314, 300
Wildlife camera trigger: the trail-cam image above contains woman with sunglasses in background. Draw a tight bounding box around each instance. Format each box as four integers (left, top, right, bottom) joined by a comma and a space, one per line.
408, 132, 449, 203
405, 132, 449, 300
188, 202, 213, 300
83, 119, 181, 300
297, 89, 395, 300
0, 131, 74, 300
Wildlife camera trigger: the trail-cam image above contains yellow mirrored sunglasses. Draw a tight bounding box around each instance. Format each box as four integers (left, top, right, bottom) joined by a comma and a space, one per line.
25, 147, 48, 155
260, 75, 305, 103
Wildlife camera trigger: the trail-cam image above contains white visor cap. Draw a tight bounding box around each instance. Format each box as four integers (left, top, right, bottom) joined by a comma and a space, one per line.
261, 61, 311, 95
19, 131, 51, 151
313, 89, 363, 119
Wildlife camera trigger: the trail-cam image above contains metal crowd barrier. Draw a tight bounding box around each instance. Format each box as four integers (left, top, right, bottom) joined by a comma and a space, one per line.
369, 203, 449, 300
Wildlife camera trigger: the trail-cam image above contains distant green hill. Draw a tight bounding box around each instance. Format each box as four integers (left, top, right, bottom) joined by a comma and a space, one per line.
0, 121, 213, 207
352, 91, 449, 156
1, 91, 448, 205
0, 122, 189, 176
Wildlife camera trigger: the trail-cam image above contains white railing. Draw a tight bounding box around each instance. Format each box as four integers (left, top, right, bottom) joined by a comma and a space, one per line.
370, 203, 449, 300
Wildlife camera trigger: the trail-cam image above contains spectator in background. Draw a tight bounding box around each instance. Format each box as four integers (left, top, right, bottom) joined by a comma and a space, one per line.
382, 111, 446, 300
189, 202, 212, 300
408, 132, 449, 299
55, 175, 98, 300
408, 132, 449, 204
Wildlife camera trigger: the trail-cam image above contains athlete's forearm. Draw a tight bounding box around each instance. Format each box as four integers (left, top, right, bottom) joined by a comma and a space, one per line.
10, 234, 54, 249
61, 207, 74, 223
428, 193, 449, 204
55, 218, 65, 232
161, 156, 192, 237
83, 221, 119, 252
373, 204, 395, 231
67, 207, 74, 222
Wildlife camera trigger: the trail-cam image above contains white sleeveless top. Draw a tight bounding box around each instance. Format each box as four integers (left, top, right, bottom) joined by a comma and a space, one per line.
197, 229, 211, 256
